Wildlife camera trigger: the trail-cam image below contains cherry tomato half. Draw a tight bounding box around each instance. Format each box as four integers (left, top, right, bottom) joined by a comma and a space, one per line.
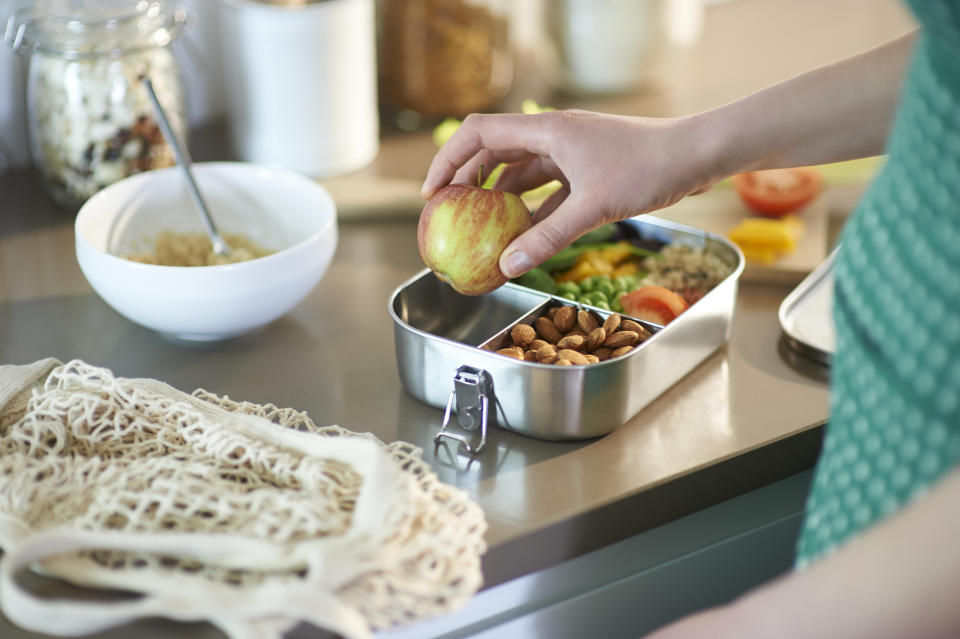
731, 167, 823, 217
620, 286, 689, 325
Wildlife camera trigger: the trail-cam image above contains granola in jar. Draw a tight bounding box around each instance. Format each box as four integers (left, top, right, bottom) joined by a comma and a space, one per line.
5, 1, 188, 210
378, 0, 513, 125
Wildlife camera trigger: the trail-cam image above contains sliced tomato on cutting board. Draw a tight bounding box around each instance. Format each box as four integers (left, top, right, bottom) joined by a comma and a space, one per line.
620, 286, 689, 325
731, 167, 822, 217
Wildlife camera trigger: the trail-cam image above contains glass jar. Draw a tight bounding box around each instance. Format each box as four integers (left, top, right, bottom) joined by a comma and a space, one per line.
377, 0, 513, 129
4, 0, 188, 210
539, 0, 668, 96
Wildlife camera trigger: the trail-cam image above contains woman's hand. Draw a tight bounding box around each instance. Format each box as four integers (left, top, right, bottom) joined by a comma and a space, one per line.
420, 33, 914, 279
420, 110, 721, 278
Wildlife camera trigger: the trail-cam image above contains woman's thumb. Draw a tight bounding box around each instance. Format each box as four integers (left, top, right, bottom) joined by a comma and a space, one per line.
499, 201, 587, 278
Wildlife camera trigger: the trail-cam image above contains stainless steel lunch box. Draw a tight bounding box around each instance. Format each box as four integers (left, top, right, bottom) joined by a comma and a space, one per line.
388, 216, 745, 451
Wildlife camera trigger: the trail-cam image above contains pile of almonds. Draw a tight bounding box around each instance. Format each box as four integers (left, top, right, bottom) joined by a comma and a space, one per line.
492, 306, 652, 366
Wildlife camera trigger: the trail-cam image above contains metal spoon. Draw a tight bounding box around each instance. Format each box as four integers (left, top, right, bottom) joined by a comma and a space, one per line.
141, 77, 230, 257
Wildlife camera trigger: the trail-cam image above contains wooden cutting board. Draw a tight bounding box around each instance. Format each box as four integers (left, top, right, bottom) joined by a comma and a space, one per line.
321, 173, 829, 284
650, 186, 830, 284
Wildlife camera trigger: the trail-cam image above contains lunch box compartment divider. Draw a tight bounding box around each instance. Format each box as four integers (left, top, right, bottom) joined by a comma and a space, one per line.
392, 272, 551, 348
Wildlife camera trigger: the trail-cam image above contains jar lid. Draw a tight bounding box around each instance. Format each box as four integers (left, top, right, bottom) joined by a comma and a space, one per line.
4, 0, 188, 58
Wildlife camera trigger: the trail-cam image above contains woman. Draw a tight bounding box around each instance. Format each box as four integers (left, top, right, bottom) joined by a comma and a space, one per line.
420, 1, 960, 637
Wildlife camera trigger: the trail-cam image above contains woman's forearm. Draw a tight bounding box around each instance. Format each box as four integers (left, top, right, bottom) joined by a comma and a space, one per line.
694, 32, 916, 179
647, 465, 960, 638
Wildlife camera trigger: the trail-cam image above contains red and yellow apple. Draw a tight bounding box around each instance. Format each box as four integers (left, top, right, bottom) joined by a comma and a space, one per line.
418, 184, 532, 296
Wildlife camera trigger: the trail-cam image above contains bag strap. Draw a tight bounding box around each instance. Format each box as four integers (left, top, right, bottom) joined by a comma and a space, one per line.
0, 358, 60, 425
0, 528, 373, 639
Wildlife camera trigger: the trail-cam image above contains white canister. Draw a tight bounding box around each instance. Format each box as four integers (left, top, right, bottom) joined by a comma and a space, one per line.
540, 0, 669, 96
220, 0, 379, 178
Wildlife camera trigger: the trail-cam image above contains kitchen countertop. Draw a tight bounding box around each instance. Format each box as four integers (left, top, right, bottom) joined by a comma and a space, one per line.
0, 1, 914, 636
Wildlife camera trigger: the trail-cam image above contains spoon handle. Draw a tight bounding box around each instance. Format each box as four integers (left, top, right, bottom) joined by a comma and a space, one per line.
142, 77, 230, 257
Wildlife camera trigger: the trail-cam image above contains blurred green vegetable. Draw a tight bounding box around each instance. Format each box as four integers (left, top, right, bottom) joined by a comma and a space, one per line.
557, 281, 580, 296
587, 291, 608, 306
595, 279, 616, 299
433, 117, 461, 147
512, 267, 557, 295
540, 246, 582, 273
572, 224, 618, 246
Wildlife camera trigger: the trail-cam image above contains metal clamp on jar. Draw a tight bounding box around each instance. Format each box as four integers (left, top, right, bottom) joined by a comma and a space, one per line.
3, 0, 189, 210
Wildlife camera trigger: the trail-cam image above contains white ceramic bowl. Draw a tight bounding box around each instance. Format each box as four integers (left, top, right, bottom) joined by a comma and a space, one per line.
75, 162, 338, 341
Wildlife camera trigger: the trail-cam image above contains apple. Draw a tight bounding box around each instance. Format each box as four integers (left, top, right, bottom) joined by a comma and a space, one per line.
418, 183, 532, 296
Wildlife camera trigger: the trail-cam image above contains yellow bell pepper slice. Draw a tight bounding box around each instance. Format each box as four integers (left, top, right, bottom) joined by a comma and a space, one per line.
727, 215, 805, 263
599, 242, 634, 265
556, 261, 600, 283
612, 262, 639, 277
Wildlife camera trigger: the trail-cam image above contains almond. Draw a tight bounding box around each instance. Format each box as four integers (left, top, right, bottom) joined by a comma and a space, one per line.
556, 358, 572, 366
537, 344, 557, 363
535, 317, 562, 344
496, 346, 524, 359
604, 330, 639, 348
553, 305, 577, 332
529, 339, 550, 352
620, 319, 652, 341
557, 334, 586, 350
593, 347, 614, 361
511, 323, 536, 347
611, 345, 634, 358
584, 354, 600, 364
546, 306, 559, 321
564, 328, 587, 338
523, 350, 539, 362
577, 309, 599, 334
585, 327, 607, 351
558, 349, 589, 365
621, 319, 645, 334
602, 313, 621, 334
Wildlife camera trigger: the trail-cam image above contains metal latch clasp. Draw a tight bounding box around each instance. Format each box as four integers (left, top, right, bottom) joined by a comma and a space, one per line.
434, 365, 493, 455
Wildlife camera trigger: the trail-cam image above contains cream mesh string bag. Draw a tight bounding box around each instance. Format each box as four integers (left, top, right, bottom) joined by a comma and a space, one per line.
0, 359, 487, 639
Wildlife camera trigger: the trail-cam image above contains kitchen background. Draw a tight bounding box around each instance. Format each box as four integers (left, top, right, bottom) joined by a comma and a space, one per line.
1, 0, 223, 173
0, 0, 709, 177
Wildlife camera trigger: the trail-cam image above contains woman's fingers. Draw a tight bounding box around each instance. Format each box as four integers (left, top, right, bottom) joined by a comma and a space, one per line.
451, 149, 501, 187
450, 147, 538, 188
493, 155, 565, 195
421, 113, 556, 198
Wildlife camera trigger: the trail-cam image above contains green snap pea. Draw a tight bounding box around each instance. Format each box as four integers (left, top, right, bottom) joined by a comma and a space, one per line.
557, 281, 580, 296
512, 267, 557, 295
596, 280, 616, 298
588, 291, 608, 306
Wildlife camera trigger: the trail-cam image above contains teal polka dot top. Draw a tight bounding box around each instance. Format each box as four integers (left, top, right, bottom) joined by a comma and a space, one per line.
795, 1, 960, 566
